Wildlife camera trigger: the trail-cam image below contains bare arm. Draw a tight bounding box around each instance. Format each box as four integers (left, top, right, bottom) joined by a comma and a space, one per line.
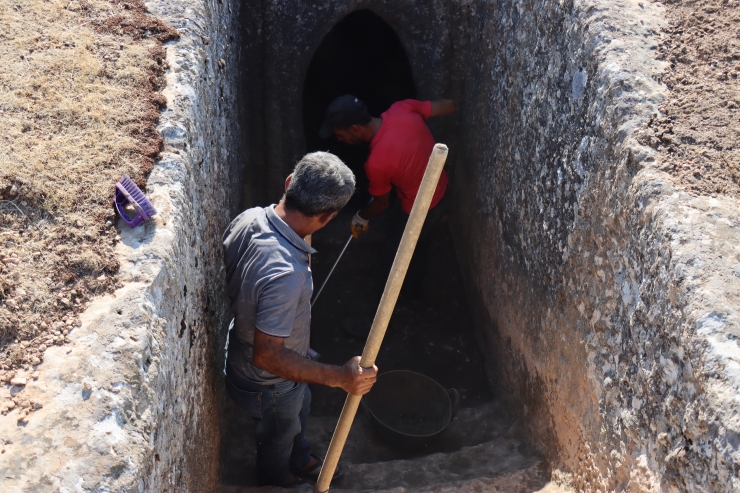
358, 191, 391, 220
430, 99, 457, 118
253, 329, 377, 396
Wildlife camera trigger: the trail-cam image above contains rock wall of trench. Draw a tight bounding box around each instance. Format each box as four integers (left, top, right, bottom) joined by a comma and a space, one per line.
0, 0, 243, 491
450, 0, 740, 491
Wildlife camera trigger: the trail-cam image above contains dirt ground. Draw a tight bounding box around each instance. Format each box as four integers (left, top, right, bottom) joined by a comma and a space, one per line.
638, 0, 740, 195
0, 0, 175, 417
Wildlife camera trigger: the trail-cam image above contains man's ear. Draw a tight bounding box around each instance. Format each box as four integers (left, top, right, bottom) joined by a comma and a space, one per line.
285, 174, 293, 191
318, 210, 337, 226
349, 124, 362, 136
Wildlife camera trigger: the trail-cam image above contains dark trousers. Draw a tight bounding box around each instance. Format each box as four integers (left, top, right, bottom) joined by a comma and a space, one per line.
225, 367, 313, 486
386, 194, 449, 297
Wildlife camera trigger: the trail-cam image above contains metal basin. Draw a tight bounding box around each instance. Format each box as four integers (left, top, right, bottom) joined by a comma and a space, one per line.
362, 370, 460, 449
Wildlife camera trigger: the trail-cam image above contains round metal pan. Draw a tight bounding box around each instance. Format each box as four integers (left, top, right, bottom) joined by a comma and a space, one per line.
362, 370, 460, 449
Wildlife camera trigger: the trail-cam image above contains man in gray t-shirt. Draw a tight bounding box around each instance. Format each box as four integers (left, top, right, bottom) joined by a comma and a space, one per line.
223, 203, 315, 386
222, 152, 377, 487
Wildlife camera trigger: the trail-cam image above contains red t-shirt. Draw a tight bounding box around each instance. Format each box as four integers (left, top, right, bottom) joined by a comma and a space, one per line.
365, 100, 448, 214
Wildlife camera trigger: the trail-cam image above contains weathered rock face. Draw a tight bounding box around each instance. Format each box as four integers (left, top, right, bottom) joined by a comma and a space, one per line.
446, 0, 740, 492
137, 1, 243, 489
0, 0, 242, 491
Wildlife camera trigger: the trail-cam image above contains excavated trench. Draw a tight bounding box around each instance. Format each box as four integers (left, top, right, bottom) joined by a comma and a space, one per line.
223, 1, 682, 491
221, 10, 521, 490
8, 0, 740, 492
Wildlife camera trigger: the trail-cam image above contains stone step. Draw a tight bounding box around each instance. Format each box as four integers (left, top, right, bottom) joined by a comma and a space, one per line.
322, 433, 541, 490
219, 401, 569, 492
221, 400, 519, 487
308, 400, 520, 465
218, 462, 570, 493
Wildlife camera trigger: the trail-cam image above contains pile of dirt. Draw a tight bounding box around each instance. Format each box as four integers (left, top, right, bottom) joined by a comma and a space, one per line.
638, 0, 740, 196
0, 0, 176, 388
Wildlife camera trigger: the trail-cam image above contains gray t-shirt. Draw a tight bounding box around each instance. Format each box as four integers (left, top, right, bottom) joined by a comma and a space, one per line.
222, 205, 316, 385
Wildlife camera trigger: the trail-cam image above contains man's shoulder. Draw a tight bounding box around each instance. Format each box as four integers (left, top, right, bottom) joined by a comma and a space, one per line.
229, 206, 265, 230
233, 227, 302, 276
368, 100, 427, 166
223, 207, 285, 260
224, 206, 263, 239
388, 99, 418, 110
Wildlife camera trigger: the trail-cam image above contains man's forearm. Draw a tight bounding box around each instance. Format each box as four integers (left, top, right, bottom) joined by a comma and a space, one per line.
256, 345, 347, 388
253, 329, 377, 395
359, 193, 390, 220
430, 99, 456, 117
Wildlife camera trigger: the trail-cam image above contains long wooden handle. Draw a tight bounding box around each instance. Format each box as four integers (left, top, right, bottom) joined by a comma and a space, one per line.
314, 143, 449, 493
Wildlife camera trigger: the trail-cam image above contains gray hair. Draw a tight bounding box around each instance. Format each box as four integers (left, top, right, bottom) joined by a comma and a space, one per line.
284, 152, 355, 216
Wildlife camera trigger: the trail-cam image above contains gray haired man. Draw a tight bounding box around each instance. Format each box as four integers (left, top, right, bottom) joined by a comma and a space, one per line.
222, 152, 378, 488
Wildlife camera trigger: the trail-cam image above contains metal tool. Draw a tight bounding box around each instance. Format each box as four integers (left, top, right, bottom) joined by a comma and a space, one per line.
311, 234, 353, 306
361, 370, 459, 449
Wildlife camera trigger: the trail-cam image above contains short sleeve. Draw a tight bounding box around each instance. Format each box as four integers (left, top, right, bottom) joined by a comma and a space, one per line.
365, 157, 393, 197
254, 272, 301, 338
397, 99, 432, 120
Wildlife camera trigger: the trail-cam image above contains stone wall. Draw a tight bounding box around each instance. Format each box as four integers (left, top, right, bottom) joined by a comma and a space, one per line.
142, 0, 243, 489
449, 0, 740, 491
0, 0, 243, 490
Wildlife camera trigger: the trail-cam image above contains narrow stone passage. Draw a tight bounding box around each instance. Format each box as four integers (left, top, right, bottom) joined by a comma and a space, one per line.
4, 0, 740, 490
307, 208, 494, 416
220, 8, 545, 490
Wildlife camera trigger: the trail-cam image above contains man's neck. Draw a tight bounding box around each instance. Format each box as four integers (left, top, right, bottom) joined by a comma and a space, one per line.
368, 117, 382, 140
274, 201, 311, 238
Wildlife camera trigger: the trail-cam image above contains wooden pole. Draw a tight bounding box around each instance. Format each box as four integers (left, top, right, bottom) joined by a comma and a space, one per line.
314, 143, 449, 493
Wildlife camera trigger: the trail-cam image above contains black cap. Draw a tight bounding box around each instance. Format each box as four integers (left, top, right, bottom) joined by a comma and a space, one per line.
319, 95, 369, 139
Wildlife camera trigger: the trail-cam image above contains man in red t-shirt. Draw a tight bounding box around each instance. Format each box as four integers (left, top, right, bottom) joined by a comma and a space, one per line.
319, 95, 456, 297
319, 95, 456, 235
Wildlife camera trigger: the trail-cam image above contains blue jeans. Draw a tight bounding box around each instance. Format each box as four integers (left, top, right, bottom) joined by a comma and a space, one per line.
225, 367, 313, 486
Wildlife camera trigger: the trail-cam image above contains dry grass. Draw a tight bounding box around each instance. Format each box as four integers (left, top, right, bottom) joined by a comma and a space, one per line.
0, 0, 176, 375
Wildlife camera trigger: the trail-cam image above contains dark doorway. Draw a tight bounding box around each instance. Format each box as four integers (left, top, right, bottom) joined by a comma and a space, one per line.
302, 9, 417, 203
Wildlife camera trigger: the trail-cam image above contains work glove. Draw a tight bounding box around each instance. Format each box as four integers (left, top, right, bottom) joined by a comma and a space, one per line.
350, 211, 369, 238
